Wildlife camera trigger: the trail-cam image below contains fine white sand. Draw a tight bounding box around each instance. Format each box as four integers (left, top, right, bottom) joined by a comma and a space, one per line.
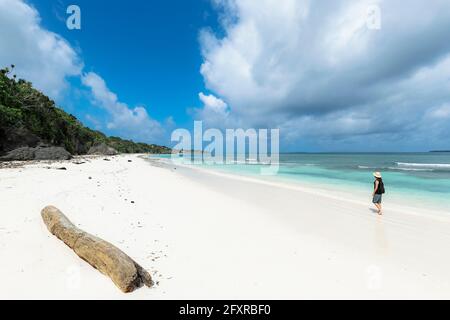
1, 154, 450, 299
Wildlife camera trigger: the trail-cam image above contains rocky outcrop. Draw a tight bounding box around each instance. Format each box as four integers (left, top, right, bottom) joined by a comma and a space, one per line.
88, 143, 118, 156
0, 126, 41, 155
0, 145, 72, 161
34, 146, 72, 160
0, 147, 35, 160
41, 206, 153, 293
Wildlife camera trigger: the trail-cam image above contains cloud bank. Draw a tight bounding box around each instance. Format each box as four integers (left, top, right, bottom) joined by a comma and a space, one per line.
199, 0, 450, 151
82, 72, 163, 142
0, 0, 164, 144
0, 0, 82, 98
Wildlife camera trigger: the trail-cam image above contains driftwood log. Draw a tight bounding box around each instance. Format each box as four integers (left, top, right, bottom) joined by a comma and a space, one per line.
41, 206, 153, 293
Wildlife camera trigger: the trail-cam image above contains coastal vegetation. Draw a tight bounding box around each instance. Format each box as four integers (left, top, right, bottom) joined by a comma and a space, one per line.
0, 66, 171, 157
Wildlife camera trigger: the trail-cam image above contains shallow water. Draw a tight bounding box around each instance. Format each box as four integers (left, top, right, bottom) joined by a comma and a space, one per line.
152, 153, 450, 213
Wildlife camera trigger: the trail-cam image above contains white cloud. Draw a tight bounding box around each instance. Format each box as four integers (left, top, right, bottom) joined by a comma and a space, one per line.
0, 0, 166, 144
0, 0, 82, 98
81, 72, 163, 142
199, 0, 450, 150
427, 104, 450, 119
192, 92, 236, 128
85, 114, 102, 130
199, 92, 228, 114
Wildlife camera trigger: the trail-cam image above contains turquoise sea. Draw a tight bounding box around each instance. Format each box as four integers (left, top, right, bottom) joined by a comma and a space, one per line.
152, 153, 450, 212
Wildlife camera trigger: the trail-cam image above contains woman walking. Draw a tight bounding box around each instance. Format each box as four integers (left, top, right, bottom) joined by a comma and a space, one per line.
372, 172, 385, 215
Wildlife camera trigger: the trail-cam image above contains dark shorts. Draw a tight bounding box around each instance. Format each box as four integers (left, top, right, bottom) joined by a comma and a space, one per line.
373, 194, 382, 204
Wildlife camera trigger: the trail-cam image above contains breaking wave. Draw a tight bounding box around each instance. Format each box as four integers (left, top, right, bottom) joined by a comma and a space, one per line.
396, 162, 450, 170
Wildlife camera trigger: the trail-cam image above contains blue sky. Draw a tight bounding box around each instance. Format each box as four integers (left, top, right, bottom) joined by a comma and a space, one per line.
1, 0, 450, 152
31, 0, 218, 138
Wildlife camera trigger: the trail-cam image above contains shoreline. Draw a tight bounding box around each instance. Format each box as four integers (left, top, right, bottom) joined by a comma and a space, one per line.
155, 156, 450, 222
1, 154, 450, 299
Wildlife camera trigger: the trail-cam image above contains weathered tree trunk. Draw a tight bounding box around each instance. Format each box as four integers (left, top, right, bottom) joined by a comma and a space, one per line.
41, 206, 153, 293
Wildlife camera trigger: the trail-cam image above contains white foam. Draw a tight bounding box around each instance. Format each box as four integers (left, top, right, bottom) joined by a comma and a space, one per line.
396, 162, 450, 169
388, 167, 434, 172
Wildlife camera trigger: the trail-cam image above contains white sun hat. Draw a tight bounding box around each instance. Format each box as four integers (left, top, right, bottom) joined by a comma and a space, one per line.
373, 172, 382, 178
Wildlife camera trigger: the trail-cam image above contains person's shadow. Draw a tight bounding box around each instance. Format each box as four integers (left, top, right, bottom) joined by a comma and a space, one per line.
369, 208, 379, 214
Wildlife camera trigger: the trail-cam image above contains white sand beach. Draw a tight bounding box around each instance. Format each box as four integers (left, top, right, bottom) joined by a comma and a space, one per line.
1, 154, 450, 299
